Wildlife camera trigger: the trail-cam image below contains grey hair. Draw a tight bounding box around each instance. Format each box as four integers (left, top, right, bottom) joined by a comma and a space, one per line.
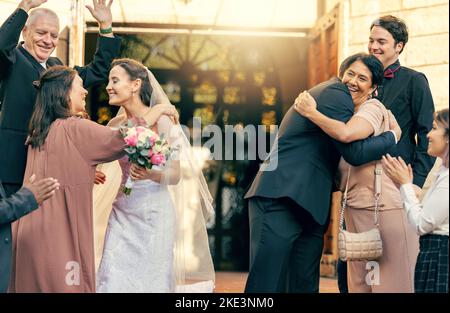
25, 8, 59, 28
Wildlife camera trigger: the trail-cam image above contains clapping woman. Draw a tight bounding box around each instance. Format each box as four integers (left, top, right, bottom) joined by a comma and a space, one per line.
382, 108, 448, 293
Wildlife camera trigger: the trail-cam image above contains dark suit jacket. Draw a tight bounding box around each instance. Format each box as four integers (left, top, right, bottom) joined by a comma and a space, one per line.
376, 60, 436, 187
245, 78, 397, 226
0, 180, 38, 292
0, 8, 121, 185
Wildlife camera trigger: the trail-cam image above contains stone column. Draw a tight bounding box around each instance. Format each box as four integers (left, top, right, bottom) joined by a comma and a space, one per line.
69, 0, 85, 67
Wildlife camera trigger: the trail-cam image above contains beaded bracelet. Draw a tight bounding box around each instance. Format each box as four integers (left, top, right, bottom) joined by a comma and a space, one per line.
99, 27, 113, 34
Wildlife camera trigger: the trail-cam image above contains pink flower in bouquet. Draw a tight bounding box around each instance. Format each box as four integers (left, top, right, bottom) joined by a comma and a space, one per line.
124, 134, 138, 147
120, 120, 173, 195
151, 153, 166, 166
149, 134, 158, 145
136, 126, 146, 135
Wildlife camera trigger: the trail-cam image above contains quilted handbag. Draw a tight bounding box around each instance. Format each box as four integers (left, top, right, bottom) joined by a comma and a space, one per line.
338, 163, 383, 262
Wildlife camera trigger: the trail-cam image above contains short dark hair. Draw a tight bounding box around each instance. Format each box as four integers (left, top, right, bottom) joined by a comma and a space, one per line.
338, 53, 384, 87
111, 58, 153, 107
370, 15, 408, 54
28, 66, 76, 148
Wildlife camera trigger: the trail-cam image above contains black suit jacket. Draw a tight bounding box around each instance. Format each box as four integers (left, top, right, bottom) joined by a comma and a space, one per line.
0, 180, 38, 292
245, 78, 397, 226
0, 8, 121, 184
376, 60, 436, 187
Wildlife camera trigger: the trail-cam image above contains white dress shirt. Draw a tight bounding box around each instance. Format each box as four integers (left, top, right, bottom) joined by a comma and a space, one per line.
400, 165, 449, 236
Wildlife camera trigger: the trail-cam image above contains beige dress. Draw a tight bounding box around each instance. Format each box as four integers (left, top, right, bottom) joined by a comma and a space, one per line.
339, 99, 419, 293
10, 117, 125, 292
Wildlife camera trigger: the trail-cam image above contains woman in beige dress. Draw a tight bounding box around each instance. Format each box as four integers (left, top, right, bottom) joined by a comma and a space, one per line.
10, 66, 176, 292
295, 53, 419, 292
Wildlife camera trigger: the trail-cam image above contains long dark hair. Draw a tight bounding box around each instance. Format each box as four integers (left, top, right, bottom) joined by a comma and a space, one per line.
338, 53, 384, 87
111, 58, 153, 106
28, 66, 76, 148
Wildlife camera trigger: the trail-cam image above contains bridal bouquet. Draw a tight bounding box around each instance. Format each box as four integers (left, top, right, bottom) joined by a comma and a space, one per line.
120, 121, 172, 195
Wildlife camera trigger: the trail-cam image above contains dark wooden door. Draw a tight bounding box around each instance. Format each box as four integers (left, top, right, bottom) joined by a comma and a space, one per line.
307, 4, 341, 278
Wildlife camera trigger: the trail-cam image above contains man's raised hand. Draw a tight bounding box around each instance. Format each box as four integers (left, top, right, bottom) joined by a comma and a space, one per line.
85, 0, 113, 29
18, 0, 47, 12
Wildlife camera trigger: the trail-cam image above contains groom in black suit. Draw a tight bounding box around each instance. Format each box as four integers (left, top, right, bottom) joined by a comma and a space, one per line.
244, 74, 400, 292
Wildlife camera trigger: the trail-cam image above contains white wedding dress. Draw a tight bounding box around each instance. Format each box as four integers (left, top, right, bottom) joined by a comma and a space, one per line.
95, 68, 215, 293
96, 156, 177, 293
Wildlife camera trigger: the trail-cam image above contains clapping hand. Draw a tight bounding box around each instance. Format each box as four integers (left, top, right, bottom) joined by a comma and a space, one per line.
381, 154, 413, 187
85, 0, 113, 29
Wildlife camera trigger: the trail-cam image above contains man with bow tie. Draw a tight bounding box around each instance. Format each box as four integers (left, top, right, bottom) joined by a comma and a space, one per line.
337, 15, 436, 293
368, 15, 435, 189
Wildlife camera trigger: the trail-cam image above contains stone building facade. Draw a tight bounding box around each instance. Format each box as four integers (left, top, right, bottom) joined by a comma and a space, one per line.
328, 0, 449, 110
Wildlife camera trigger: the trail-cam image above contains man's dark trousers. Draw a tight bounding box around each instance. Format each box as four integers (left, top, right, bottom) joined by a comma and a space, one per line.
245, 197, 327, 293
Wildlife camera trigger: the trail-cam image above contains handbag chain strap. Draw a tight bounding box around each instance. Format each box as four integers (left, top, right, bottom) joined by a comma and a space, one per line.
374, 163, 382, 227
339, 162, 382, 231
339, 168, 351, 231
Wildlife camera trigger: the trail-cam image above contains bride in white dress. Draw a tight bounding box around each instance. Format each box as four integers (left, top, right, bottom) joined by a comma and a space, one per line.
93, 58, 215, 292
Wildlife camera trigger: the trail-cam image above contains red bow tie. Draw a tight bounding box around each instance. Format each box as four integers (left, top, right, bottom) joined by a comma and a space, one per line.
384, 65, 401, 79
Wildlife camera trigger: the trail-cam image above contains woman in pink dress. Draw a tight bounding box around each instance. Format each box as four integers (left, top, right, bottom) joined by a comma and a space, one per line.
11, 65, 175, 292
